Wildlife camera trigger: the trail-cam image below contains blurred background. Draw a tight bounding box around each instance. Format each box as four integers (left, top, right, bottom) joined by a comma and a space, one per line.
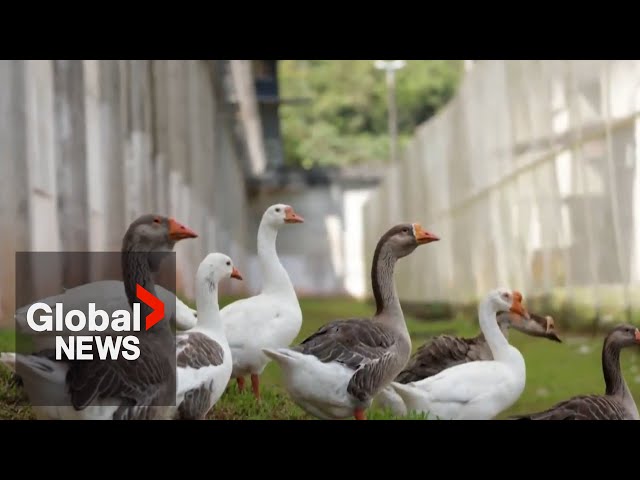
3, 60, 640, 330
3, 60, 640, 418
0, 59, 462, 320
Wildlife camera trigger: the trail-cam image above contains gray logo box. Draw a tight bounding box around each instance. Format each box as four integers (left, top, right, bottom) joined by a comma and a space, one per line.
13, 251, 178, 413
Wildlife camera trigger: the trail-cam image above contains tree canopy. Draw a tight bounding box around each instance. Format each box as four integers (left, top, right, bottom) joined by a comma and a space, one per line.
278, 60, 463, 169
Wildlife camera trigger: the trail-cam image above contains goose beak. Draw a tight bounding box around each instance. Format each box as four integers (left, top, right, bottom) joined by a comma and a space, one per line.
509, 311, 562, 342
413, 224, 439, 244
635, 329, 640, 344
509, 291, 530, 320
542, 315, 562, 342
545, 316, 555, 333
284, 206, 304, 224
231, 267, 243, 280
167, 218, 198, 240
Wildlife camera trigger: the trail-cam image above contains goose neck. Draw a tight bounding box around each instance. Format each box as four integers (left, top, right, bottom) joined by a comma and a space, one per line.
257, 220, 294, 295
371, 243, 402, 322
602, 338, 629, 398
478, 300, 510, 361
121, 249, 167, 336
195, 277, 223, 333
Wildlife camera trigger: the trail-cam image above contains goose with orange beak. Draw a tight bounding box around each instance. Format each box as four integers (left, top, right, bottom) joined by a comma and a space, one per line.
220, 204, 305, 401
263, 222, 439, 420
174, 253, 244, 420
376, 307, 561, 416
1, 214, 199, 420
390, 287, 529, 420
13, 216, 201, 351
511, 323, 640, 420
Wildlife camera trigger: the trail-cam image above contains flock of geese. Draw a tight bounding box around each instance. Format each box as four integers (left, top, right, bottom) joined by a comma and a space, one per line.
1, 203, 640, 420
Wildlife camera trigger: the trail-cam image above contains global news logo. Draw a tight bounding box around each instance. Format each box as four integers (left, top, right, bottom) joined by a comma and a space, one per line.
24, 284, 164, 361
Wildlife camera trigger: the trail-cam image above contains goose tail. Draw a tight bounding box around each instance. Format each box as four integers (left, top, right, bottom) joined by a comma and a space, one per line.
262, 347, 299, 366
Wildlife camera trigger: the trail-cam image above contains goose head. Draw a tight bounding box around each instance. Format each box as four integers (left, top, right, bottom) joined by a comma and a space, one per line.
197, 253, 243, 292
263, 204, 304, 228
488, 288, 530, 321
382, 223, 439, 259
122, 214, 198, 271
498, 311, 563, 342
606, 324, 640, 348
123, 214, 198, 252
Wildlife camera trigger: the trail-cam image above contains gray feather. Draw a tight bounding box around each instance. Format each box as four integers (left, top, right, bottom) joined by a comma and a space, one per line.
176, 332, 224, 369
177, 383, 214, 420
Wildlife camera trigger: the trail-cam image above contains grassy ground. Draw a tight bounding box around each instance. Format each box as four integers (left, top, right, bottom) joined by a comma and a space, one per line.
1, 296, 638, 420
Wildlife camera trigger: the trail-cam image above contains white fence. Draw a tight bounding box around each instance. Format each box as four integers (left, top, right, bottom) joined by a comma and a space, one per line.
363, 60, 640, 323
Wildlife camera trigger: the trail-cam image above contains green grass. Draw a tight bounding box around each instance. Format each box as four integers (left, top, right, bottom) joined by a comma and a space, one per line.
1, 296, 638, 420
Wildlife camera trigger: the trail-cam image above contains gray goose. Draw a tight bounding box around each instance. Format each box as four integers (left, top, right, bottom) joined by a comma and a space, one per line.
375, 312, 561, 415
0, 214, 198, 420
511, 323, 640, 420
262, 223, 439, 420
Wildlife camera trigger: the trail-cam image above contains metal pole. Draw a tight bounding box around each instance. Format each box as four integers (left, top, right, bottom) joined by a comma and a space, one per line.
375, 60, 405, 164
386, 68, 398, 164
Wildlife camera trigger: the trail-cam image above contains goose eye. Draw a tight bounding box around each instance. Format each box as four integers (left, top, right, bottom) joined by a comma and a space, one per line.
153, 217, 161, 224
226, 261, 231, 266
275, 208, 281, 213
402, 228, 409, 233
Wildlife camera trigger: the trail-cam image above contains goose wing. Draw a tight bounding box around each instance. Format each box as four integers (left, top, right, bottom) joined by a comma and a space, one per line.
293, 318, 397, 401
65, 339, 175, 410
395, 334, 485, 383
510, 395, 628, 420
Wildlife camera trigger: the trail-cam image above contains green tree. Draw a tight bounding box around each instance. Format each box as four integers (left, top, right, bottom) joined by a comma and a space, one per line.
279, 60, 463, 169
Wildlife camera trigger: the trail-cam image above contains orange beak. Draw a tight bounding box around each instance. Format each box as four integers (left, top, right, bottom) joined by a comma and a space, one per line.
412, 223, 439, 244
284, 206, 304, 224
231, 267, 243, 280
168, 218, 198, 240
635, 329, 640, 343
509, 291, 530, 320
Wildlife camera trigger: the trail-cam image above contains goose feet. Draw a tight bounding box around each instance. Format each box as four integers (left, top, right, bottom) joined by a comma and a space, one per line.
237, 377, 245, 392
251, 374, 261, 401
354, 408, 366, 420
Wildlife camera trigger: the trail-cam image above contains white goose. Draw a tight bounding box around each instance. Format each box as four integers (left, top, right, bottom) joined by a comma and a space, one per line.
221, 204, 304, 400
174, 253, 242, 420
390, 288, 529, 420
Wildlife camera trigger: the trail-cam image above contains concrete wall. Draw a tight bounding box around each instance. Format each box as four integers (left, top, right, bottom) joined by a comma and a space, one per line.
0, 59, 383, 328
0, 60, 259, 326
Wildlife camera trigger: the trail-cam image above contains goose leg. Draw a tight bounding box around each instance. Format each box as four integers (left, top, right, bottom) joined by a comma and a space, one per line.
354, 408, 366, 420
237, 377, 245, 392
251, 374, 261, 401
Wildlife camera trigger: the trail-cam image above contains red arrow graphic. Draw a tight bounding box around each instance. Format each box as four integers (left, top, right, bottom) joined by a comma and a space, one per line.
136, 284, 165, 331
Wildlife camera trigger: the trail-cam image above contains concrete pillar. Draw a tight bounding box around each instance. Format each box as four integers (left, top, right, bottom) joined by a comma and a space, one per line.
100, 60, 126, 250
53, 60, 90, 288
0, 61, 29, 325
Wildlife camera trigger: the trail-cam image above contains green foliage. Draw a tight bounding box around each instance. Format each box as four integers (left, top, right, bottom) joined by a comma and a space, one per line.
279, 60, 463, 168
